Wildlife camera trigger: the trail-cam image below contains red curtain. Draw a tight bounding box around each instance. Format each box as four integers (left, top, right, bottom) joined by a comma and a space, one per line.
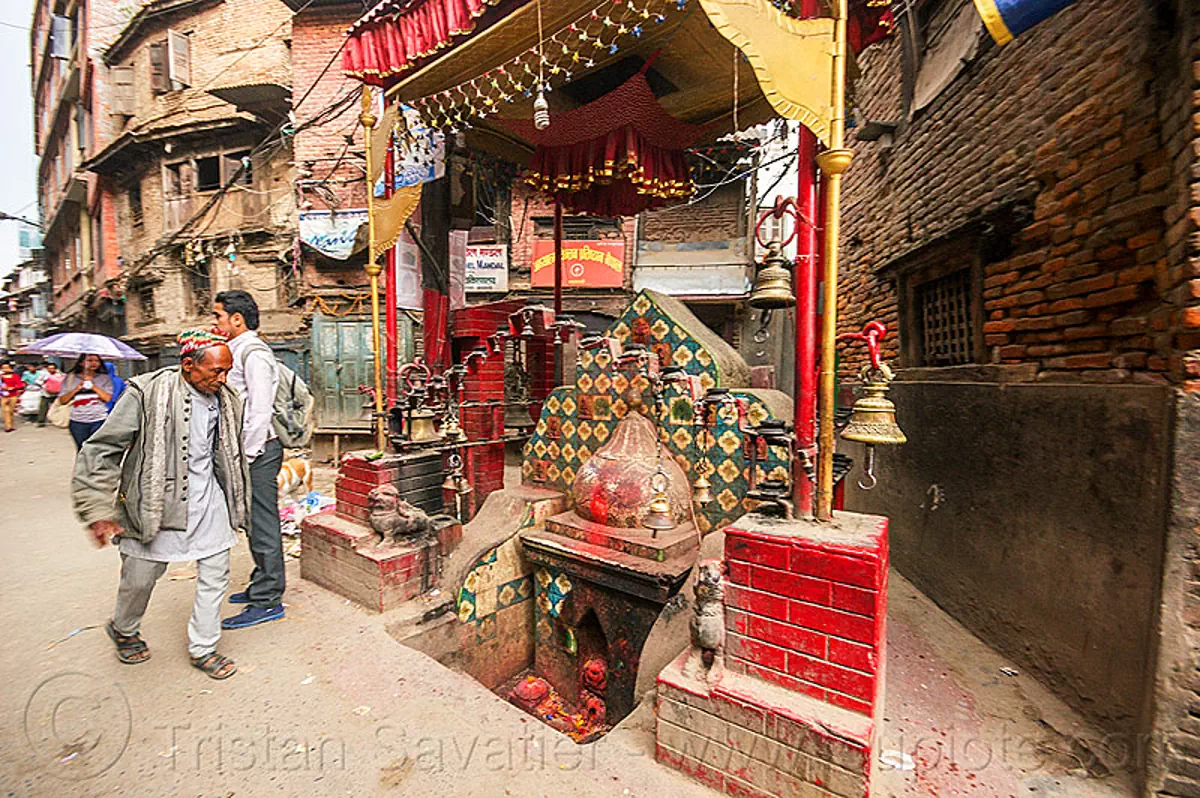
848, 0, 894, 55
343, 0, 500, 85
500, 73, 705, 217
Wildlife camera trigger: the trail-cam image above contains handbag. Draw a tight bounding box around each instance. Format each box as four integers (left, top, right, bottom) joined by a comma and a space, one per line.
47, 399, 71, 429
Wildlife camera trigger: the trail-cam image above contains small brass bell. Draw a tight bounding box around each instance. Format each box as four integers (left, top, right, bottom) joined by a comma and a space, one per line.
642, 470, 677, 534
692, 472, 715, 507
408, 409, 443, 443
748, 240, 796, 310
841, 370, 907, 446
442, 415, 467, 443
642, 491, 676, 532
504, 403, 535, 431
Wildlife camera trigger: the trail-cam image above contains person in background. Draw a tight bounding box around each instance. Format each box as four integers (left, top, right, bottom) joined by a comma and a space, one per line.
73, 329, 249, 680
1, 362, 24, 432
59, 354, 114, 450
21, 364, 37, 386
103, 361, 127, 412
37, 362, 62, 426
213, 290, 285, 629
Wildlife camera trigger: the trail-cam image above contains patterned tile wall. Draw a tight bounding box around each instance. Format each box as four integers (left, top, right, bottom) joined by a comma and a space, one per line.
522, 290, 790, 534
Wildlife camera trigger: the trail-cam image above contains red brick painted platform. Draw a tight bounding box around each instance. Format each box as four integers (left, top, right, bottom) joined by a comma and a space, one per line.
656, 510, 888, 798
301, 512, 460, 613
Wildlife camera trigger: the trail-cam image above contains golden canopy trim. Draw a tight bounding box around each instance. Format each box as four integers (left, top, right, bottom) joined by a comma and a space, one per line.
697, 0, 836, 146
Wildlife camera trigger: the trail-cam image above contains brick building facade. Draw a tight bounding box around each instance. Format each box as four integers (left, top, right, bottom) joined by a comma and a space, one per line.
80, 0, 299, 362
836, 0, 1200, 792
32, 0, 130, 337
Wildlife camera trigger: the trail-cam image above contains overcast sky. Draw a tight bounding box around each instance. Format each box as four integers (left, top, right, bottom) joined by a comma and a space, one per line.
0, 0, 38, 280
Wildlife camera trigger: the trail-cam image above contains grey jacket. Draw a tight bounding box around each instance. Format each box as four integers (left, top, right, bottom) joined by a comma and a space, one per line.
72, 367, 252, 543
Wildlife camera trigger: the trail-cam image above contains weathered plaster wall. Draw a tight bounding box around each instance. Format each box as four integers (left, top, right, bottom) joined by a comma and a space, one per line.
846, 381, 1172, 737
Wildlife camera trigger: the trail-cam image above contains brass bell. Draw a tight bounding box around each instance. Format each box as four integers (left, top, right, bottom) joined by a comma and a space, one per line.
692, 472, 715, 507
841, 373, 907, 446
748, 241, 796, 310
408, 408, 444, 443
504, 402, 535, 431
441, 415, 467, 443
642, 470, 677, 534
642, 491, 677, 532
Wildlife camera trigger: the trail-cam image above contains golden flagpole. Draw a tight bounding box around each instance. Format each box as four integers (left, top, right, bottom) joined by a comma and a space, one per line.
360, 87, 388, 452
814, 0, 852, 521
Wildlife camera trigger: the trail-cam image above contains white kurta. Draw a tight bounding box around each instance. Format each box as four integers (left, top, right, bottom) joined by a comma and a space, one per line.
119, 381, 237, 563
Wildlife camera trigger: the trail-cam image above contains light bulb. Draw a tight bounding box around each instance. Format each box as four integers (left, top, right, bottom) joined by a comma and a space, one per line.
533, 91, 550, 130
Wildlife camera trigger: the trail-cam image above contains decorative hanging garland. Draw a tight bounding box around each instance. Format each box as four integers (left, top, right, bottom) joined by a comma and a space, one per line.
408, 0, 685, 131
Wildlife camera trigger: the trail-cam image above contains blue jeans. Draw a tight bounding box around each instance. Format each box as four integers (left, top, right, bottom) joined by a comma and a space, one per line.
69, 419, 106, 450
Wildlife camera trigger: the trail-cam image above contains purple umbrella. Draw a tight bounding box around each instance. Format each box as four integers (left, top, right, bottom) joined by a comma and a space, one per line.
20, 332, 147, 361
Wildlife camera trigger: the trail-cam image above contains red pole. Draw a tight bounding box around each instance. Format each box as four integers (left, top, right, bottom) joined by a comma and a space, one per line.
794, 127, 819, 514
553, 198, 563, 317
383, 116, 399, 405
794, 0, 822, 515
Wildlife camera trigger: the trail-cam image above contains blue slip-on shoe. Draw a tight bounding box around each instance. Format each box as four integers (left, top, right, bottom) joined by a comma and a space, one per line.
228, 591, 250, 604
222, 604, 285, 629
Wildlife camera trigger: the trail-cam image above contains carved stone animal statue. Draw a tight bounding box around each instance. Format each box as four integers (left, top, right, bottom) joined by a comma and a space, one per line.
680, 560, 726, 683
367, 484, 433, 546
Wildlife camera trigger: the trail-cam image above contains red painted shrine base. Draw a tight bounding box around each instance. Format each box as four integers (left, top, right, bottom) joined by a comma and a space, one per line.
655, 511, 888, 798
301, 513, 462, 613
301, 453, 462, 613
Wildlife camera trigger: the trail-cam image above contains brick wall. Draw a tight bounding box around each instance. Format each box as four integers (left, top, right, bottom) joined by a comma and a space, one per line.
292, 5, 372, 293
838, 0, 1185, 384
641, 181, 745, 244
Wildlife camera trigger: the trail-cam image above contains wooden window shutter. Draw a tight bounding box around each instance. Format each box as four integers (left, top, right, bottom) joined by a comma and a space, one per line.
149, 42, 169, 94
167, 30, 190, 89
49, 15, 71, 59
111, 66, 135, 115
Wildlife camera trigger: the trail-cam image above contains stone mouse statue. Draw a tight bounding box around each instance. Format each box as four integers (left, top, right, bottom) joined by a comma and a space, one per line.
680, 559, 726, 683
367, 484, 433, 546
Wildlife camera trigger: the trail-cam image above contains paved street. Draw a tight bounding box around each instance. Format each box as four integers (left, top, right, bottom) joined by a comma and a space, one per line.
0, 422, 1137, 797
0, 423, 714, 797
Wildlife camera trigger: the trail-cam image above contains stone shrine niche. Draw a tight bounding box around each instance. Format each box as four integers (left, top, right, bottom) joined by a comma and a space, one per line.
523, 289, 793, 534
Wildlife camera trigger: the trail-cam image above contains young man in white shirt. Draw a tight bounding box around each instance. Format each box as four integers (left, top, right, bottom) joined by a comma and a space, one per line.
213, 290, 286, 628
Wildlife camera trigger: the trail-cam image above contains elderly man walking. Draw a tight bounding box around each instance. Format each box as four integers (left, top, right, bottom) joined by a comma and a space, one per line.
72, 330, 250, 679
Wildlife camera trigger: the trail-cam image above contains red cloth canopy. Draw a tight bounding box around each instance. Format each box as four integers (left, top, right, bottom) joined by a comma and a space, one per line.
343, 0, 501, 86
500, 73, 705, 217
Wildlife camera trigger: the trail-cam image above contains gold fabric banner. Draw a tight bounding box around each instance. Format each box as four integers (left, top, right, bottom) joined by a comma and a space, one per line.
368, 103, 399, 185
698, 0, 836, 145
371, 184, 422, 260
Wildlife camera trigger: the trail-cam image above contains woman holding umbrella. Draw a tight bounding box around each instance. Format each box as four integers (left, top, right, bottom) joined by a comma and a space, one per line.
59, 354, 114, 449
20, 332, 145, 447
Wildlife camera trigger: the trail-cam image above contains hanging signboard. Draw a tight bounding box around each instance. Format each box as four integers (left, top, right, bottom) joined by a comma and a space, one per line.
298, 209, 368, 260
530, 240, 625, 288
394, 234, 422, 311
448, 230, 467, 310
465, 244, 508, 293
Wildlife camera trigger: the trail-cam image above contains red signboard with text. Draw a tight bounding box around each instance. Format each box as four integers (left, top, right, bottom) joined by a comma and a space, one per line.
531, 240, 625, 288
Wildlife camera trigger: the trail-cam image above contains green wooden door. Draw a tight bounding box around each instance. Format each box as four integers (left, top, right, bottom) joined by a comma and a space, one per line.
311, 314, 375, 429
310, 313, 416, 429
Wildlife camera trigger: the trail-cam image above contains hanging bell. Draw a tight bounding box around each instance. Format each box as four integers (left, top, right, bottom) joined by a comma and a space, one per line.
533, 90, 550, 130
441, 415, 468, 443
748, 241, 796, 310
692, 472, 715, 507
408, 409, 444, 443
841, 371, 907, 446
504, 402, 535, 431
642, 490, 677, 532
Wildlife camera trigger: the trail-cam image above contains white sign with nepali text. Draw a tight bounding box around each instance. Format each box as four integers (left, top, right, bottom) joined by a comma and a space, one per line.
465, 244, 508, 293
